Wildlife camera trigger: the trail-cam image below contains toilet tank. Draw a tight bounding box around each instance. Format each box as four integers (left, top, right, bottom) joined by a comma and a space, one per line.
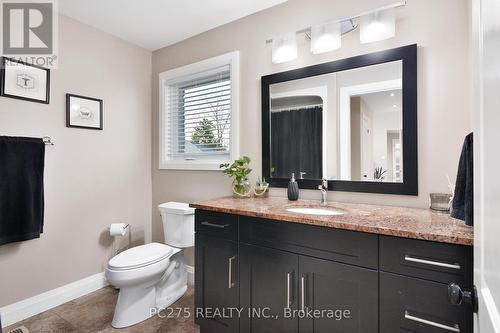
158, 202, 195, 248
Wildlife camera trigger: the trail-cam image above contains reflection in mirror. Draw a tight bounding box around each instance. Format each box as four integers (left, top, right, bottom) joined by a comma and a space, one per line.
270, 95, 323, 179
348, 90, 402, 182
269, 60, 402, 183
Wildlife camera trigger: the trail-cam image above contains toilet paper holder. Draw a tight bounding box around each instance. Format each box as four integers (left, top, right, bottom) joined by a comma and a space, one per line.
109, 223, 132, 255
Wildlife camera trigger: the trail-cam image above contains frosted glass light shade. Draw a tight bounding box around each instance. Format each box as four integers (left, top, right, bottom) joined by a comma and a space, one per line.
360, 8, 395, 44
272, 33, 298, 64
310, 21, 342, 54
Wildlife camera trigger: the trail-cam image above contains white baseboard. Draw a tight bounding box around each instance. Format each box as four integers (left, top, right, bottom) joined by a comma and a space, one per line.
0, 272, 108, 328
186, 265, 194, 285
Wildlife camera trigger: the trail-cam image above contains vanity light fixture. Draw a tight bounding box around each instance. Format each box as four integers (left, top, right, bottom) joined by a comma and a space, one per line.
266, 1, 406, 63
272, 32, 298, 64
310, 21, 342, 54
360, 8, 396, 43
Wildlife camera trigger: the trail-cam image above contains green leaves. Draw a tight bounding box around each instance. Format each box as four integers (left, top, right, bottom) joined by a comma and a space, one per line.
219, 156, 252, 185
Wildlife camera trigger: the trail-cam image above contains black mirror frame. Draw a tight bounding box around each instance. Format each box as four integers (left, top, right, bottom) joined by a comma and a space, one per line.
261, 44, 418, 195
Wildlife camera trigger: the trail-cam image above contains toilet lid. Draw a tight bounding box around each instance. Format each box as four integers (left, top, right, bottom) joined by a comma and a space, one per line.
108, 243, 174, 270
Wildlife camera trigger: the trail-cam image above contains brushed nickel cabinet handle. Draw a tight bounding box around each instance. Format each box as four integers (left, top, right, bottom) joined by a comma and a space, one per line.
201, 221, 229, 229
300, 276, 306, 311
405, 311, 460, 332
228, 256, 236, 289
286, 272, 292, 309
404, 255, 461, 270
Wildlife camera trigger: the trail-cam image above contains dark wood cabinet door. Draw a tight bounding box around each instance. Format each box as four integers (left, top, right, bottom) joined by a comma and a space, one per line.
380, 271, 472, 333
195, 234, 238, 333
299, 256, 379, 333
240, 243, 299, 333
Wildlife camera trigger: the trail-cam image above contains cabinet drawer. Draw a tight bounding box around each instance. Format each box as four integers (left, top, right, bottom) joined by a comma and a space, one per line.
240, 216, 378, 269
380, 236, 472, 285
380, 272, 472, 333
195, 210, 238, 241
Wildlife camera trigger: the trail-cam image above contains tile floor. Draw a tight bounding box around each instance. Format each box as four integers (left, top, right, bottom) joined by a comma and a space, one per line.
4, 287, 199, 333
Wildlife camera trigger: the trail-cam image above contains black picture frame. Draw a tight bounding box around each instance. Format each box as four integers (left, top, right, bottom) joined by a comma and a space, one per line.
0, 56, 50, 104
66, 93, 103, 130
261, 44, 418, 196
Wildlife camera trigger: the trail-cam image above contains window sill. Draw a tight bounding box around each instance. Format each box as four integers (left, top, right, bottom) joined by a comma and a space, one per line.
159, 161, 225, 171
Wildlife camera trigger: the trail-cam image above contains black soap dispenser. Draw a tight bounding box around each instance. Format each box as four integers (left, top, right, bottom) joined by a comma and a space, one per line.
287, 173, 299, 201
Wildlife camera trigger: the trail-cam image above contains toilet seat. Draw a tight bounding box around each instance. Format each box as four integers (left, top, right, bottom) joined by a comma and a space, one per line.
108, 242, 175, 271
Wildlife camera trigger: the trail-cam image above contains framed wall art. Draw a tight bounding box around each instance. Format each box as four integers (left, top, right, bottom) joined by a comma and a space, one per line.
0, 57, 50, 104
66, 94, 103, 130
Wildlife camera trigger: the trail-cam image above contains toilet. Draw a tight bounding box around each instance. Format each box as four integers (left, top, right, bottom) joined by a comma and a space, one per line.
105, 202, 194, 328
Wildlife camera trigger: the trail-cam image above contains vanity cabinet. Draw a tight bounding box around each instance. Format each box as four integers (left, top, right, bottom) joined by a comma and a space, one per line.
379, 236, 473, 332
380, 272, 470, 332
239, 244, 299, 333
194, 210, 473, 333
194, 211, 239, 333
239, 245, 378, 333
298, 256, 378, 333
239, 215, 379, 333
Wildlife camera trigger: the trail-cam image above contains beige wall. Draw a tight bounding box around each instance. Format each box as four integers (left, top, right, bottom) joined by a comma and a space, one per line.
152, 0, 472, 243
351, 97, 361, 180
0, 16, 152, 306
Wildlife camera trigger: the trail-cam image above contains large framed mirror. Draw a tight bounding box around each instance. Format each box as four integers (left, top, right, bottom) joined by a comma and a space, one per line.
262, 44, 417, 195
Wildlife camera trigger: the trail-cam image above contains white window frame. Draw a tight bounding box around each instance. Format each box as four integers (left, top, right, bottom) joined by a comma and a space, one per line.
159, 51, 239, 170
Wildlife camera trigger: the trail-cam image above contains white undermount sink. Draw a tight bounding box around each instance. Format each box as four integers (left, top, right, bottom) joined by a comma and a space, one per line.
286, 207, 345, 216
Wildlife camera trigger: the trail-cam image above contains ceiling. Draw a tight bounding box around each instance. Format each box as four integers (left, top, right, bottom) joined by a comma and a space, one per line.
359, 89, 402, 114
58, 0, 288, 51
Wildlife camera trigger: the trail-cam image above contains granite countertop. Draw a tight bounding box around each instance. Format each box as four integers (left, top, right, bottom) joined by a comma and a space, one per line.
190, 197, 474, 246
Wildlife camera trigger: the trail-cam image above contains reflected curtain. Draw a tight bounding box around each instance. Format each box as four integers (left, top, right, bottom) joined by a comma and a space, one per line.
271, 106, 322, 179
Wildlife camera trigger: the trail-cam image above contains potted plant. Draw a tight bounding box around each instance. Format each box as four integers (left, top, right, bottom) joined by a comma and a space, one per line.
220, 156, 252, 198
373, 167, 387, 181
254, 177, 269, 198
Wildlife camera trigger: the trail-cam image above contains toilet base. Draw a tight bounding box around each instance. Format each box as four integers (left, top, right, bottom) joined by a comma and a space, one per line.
156, 254, 188, 309
157, 284, 188, 310
112, 284, 156, 328
110, 252, 188, 328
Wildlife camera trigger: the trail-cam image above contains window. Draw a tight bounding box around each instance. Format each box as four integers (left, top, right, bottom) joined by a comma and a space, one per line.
159, 51, 239, 170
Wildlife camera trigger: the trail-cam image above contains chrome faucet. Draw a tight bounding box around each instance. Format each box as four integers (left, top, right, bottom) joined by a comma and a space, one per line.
318, 179, 328, 205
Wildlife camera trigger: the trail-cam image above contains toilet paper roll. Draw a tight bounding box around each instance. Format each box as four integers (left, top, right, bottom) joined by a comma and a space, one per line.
109, 223, 128, 237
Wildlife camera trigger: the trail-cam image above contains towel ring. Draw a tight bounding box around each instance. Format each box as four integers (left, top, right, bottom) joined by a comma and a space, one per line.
42, 136, 54, 145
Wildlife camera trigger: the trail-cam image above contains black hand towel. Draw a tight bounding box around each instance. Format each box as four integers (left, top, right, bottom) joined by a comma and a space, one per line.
0, 136, 45, 246
451, 132, 473, 226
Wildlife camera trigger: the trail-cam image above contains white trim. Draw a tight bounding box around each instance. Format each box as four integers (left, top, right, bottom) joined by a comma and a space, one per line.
338, 79, 402, 180
186, 265, 195, 286
473, 0, 500, 330
159, 51, 240, 171
480, 286, 500, 332
0, 272, 108, 328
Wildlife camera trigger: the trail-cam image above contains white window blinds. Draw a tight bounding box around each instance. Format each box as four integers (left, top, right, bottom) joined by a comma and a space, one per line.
160, 51, 239, 170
